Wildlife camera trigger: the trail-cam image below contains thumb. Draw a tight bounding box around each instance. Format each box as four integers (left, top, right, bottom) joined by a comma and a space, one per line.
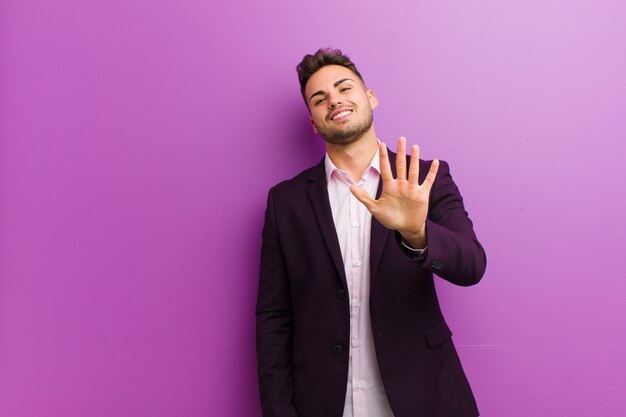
350, 185, 376, 211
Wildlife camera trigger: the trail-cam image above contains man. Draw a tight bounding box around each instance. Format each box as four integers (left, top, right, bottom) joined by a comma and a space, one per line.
256, 48, 486, 417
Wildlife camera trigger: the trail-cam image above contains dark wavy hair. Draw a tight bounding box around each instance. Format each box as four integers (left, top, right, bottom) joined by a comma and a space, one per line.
296, 48, 365, 103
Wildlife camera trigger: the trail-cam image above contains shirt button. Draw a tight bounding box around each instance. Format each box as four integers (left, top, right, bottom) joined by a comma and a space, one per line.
353, 260, 362, 266
351, 298, 360, 308
351, 338, 360, 347
352, 221, 360, 228
333, 345, 344, 354
337, 289, 345, 299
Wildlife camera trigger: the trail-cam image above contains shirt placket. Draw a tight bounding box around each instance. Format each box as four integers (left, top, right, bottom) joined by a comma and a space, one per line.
350, 175, 367, 411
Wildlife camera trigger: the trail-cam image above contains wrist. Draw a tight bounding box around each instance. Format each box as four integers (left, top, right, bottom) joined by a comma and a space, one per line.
399, 225, 427, 249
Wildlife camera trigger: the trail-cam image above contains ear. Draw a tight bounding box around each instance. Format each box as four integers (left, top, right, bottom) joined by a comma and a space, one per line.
309, 117, 319, 134
367, 90, 379, 110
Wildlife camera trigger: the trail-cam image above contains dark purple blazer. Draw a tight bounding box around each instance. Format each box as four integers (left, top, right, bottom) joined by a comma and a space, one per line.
256, 151, 486, 417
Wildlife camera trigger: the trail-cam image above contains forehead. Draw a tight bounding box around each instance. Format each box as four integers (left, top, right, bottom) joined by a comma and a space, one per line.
304, 65, 360, 97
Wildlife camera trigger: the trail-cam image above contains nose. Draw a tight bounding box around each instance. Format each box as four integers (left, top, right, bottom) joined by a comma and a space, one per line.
327, 92, 342, 108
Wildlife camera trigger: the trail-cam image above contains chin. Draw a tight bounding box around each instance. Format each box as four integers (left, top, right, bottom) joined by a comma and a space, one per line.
320, 131, 366, 146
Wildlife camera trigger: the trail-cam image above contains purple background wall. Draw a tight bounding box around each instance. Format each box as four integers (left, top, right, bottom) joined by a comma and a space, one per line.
1, 0, 625, 415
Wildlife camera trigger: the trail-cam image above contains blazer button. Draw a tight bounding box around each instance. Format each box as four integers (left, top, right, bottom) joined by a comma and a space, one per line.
431, 260, 443, 270
333, 344, 344, 354
337, 289, 345, 299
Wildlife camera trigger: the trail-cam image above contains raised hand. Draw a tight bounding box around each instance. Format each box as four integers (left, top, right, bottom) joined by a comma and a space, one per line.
350, 137, 439, 249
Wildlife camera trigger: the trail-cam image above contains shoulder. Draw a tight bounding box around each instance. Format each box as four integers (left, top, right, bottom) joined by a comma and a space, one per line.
420, 158, 450, 173
414, 157, 451, 184
267, 158, 325, 199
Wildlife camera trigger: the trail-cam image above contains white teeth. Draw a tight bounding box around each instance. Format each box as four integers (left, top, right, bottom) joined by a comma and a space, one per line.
332, 110, 352, 120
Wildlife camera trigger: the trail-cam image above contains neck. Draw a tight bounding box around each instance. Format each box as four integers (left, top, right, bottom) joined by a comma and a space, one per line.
325, 129, 379, 183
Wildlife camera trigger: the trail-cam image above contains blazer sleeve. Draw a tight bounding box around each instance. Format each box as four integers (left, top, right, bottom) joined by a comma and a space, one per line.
421, 160, 487, 286
255, 187, 299, 417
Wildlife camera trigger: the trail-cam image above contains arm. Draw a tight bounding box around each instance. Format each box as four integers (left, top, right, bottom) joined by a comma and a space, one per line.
256, 188, 299, 417
351, 137, 486, 286
420, 160, 486, 286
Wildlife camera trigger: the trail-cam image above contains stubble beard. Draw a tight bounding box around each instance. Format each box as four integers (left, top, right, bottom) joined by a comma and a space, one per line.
315, 107, 374, 146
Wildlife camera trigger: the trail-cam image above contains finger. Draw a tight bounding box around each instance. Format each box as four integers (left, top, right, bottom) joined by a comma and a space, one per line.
396, 136, 407, 180
350, 185, 376, 212
379, 142, 393, 182
408, 144, 421, 185
421, 159, 440, 191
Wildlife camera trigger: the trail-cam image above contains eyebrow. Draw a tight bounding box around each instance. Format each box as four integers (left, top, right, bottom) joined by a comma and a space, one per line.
308, 78, 354, 103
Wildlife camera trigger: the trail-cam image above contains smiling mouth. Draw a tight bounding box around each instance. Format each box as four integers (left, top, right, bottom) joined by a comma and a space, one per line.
330, 109, 353, 121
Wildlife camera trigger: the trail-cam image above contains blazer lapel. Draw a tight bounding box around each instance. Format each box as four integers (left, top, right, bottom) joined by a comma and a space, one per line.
306, 160, 347, 284
370, 174, 389, 275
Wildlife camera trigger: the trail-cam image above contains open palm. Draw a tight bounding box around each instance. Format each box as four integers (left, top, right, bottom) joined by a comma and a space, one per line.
350, 137, 439, 248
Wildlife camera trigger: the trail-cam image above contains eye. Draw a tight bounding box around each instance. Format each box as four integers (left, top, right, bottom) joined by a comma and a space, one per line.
340, 86, 351, 92
314, 97, 326, 105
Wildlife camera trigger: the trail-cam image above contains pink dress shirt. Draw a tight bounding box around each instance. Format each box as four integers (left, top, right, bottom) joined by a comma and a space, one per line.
324, 149, 396, 417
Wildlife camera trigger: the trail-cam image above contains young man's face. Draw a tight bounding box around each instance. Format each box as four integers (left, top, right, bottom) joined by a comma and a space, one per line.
304, 65, 378, 145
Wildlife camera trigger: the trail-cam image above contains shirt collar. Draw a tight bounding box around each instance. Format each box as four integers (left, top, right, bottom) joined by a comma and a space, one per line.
324, 141, 381, 184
